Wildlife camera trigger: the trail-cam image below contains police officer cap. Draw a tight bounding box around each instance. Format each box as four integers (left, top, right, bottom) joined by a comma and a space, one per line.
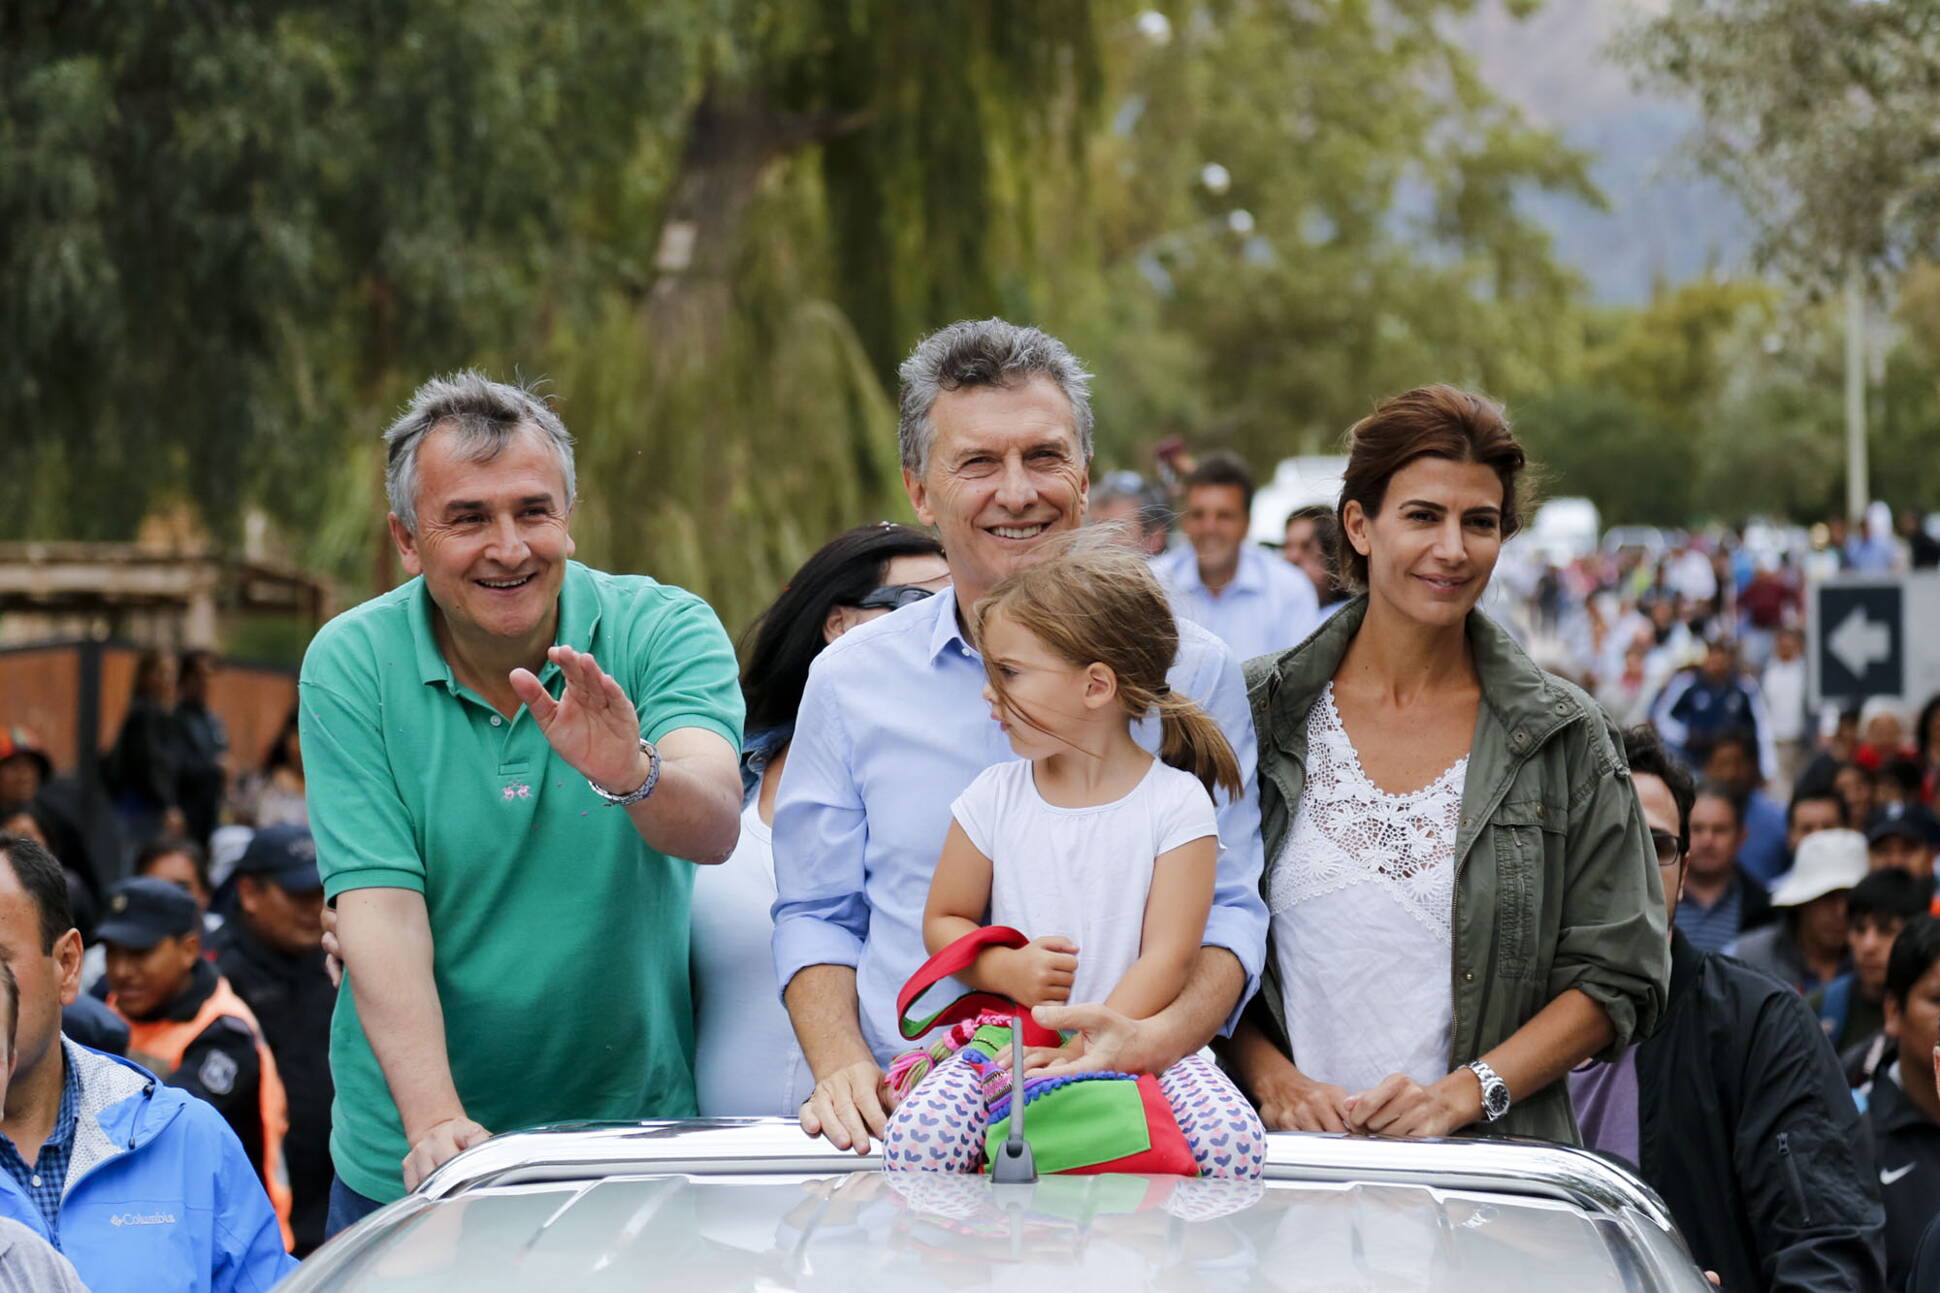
95, 877, 199, 951
233, 823, 321, 894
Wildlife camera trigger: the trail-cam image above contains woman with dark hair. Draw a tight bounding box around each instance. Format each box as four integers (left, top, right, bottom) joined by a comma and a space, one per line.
234, 707, 307, 828
691, 522, 947, 1115
1231, 385, 1667, 1144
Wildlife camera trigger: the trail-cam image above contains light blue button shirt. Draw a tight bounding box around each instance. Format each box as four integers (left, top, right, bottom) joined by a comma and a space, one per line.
771, 586, 1269, 1066
1152, 543, 1321, 663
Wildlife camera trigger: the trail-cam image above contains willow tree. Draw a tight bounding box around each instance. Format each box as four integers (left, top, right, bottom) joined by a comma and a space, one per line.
571, 0, 1117, 632
3, 0, 1614, 647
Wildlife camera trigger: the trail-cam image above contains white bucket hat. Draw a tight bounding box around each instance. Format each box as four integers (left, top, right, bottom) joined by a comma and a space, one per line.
1768, 828, 1869, 908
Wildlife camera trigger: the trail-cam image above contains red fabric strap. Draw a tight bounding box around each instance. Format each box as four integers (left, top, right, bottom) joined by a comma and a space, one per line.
896, 925, 1061, 1046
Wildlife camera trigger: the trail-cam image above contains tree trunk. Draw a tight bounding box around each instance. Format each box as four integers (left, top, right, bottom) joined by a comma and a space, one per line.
642, 85, 867, 366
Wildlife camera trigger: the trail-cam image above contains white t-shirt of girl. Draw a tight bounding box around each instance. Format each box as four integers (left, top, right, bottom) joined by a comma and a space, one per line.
951, 757, 1220, 1008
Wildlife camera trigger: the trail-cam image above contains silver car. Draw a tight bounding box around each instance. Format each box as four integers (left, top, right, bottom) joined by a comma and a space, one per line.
279, 1120, 1711, 1291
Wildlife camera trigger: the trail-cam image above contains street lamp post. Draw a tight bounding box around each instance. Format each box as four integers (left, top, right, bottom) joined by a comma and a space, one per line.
1844, 264, 1868, 525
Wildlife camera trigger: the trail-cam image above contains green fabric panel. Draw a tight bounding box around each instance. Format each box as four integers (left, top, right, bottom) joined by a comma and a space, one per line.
984, 1078, 1152, 1175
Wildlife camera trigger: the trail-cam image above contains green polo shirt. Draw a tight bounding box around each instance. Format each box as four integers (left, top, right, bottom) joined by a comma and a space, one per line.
300, 560, 743, 1202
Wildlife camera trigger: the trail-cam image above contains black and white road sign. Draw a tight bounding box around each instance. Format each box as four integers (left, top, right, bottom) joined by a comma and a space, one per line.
1810, 574, 1940, 707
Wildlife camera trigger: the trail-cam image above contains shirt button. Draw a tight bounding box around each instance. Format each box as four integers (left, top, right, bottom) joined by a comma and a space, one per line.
491, 715, 503, 726
1463, 972, 1474, 983
30, 1175, 39, 1187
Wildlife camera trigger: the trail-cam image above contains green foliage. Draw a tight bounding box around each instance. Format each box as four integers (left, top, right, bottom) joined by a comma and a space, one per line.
1875, 271, 1940, 513
1580, 278, 1773, 426
1616, 0, 1940, 288
0, 0, 685, 545
22, 0, 1852, 644
1524, 272, 1940, 528
1046, 0, 1604, 468
1695, 380, 1844, 522
1515, 387, 1692, 526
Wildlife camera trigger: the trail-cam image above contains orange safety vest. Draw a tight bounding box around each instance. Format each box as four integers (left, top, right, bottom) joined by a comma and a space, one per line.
113, 976, 295, 1252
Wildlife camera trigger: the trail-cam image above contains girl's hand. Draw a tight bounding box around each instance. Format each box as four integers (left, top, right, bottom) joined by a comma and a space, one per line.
992, 936, 1078, 1006
1343, 1071, 1479, 1138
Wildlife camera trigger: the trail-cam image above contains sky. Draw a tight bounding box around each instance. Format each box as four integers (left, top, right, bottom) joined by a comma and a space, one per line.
1456, 0, 1751, 303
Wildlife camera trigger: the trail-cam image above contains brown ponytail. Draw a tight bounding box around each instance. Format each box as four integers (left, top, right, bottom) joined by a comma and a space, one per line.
1154, 692, 1244, 799
973, 531, 1244, 800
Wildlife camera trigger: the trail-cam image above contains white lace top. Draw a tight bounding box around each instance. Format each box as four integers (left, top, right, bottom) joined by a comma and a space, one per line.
1269, 683, 1467, 1094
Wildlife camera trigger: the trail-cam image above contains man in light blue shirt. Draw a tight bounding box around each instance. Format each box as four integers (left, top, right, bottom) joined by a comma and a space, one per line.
773, 319, 1268, 1154
1151, 451, 1320, 661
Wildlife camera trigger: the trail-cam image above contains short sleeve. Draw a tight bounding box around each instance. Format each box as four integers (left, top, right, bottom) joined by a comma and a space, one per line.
300, 632, 426, 900
950, 767, 1004, 860
1153, 767, 1220, 857
630, 590, 745, 751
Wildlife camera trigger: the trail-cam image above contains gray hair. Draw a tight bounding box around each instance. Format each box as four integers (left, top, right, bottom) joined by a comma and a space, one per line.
383, 370, 577, 533
895, 319, 1094, 477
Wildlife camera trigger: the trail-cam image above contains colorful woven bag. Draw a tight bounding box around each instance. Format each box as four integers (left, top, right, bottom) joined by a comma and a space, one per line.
892, 927, 1198, 1177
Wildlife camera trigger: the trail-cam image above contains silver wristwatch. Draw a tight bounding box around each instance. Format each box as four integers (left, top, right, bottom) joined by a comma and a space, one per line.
1467, 1060, 1511, 1123
586, 738, 661, 807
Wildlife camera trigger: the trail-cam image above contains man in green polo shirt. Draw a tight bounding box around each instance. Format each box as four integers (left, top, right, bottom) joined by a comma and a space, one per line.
302, 371, 744, 1233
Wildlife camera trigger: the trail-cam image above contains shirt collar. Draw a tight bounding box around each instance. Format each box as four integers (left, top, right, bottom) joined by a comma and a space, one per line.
48, 1043, 78, 1153
1259, 597, 1577, 756
1680, 871, 1742, 915
410, 560, 603, 691
1232, 546, 1269, 595
1873, 1064, 1940, 1139
741, 725, 794, 804
925, 584, 975, 665
1170, 545, 1268, 598
1220, 546, 1268, 596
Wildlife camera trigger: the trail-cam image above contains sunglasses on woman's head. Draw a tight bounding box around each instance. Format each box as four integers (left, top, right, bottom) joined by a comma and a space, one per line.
854, 584, 937, 612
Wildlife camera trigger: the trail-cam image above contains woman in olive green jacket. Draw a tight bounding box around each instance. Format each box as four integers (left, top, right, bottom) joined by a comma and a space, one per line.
1228, 386, 1668, 1145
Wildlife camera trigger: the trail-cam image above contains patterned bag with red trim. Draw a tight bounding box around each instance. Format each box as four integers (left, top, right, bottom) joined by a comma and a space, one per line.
881, 926, 1263, 1178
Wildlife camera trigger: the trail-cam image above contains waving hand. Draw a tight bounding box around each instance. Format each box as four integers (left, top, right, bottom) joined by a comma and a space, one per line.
509, 645, 648, 793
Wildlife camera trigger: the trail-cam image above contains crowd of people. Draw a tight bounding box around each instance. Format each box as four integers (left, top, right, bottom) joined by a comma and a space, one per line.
0, 316, 1937, 1291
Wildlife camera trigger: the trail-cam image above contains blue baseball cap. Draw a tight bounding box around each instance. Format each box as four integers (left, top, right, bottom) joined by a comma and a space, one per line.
232, 823, 321, 894
1868, 806, 1940, 849
95, 877, 200, 950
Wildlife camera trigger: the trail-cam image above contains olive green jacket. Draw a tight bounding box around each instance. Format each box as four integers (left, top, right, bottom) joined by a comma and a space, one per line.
1241, 598, 1669, 1144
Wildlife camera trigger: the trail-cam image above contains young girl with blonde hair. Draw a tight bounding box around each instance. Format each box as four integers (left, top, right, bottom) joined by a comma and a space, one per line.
881, 537, 1266, 1177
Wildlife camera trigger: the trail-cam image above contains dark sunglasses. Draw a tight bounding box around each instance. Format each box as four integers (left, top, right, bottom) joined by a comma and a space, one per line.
853, 584, 937, 612
1650, 828, 1687, 867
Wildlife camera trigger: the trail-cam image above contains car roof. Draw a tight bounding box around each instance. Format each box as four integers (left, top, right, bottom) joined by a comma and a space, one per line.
284, 1119, 1711, 1292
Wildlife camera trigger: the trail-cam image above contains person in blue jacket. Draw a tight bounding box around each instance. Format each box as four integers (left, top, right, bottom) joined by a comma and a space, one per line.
0, 830, 295, 1293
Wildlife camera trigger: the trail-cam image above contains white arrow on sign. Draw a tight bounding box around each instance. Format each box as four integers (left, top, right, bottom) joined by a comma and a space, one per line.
1829, 605, 1893, 680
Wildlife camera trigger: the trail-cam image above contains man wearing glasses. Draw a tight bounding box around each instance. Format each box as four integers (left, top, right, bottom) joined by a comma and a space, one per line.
1568, 726, 1885, 1292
